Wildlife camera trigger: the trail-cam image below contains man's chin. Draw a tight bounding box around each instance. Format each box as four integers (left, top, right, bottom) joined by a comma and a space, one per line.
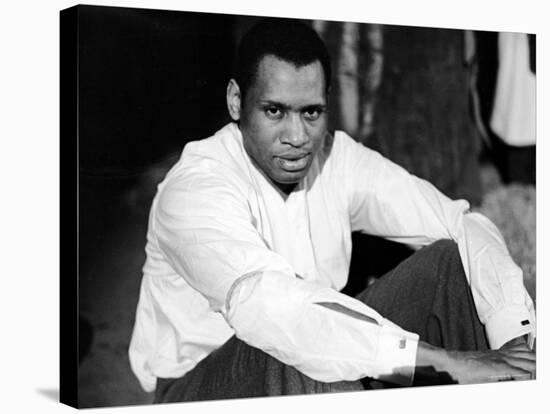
263, 171, 304, 194
274, 172, 307, 186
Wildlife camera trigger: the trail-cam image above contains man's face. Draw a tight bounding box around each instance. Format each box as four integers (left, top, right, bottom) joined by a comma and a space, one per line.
236, 55, 328, 194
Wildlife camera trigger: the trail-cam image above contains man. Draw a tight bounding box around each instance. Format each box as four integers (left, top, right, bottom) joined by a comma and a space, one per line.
129, 18, 535, 403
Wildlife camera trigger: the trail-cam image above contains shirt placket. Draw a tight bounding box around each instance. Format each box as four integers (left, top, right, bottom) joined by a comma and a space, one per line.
286, 188, 318, 282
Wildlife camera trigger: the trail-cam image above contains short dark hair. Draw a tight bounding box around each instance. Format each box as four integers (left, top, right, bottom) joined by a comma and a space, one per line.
234, 18, 332, 101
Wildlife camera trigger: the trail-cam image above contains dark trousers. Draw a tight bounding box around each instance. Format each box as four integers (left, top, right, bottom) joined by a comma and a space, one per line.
154, 240, 489, 403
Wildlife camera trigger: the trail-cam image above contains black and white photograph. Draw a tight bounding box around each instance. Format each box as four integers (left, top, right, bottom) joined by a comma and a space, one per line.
3, 1, 546, 413
58, 3, 540, 409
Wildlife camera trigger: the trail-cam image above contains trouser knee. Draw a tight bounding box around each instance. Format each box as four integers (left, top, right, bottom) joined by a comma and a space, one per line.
425, 239, 460, 258
417, 239, 465, 286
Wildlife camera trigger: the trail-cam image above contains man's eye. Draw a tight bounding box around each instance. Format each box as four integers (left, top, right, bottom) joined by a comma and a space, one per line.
303, 109, 322, 121
265, 107, 283, 119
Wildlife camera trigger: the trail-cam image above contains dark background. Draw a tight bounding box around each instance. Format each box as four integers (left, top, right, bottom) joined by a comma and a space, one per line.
67, 5, 536, 408
78, 6, 234, 174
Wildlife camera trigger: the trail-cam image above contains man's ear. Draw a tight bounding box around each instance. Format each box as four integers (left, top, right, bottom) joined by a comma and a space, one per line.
226, 79, 242, 121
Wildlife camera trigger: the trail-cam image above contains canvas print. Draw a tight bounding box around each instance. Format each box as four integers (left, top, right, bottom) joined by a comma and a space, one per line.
60, 4, 536, 409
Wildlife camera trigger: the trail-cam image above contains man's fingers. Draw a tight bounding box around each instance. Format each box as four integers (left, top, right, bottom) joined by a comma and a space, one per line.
490, 366, 534, 382
503, 356, 536, 371
510, 350, 536, 361
502, 343, 531, 352
501, 349, 536, 361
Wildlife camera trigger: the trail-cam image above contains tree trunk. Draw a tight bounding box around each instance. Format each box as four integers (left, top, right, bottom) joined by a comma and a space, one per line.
370, 26, 482, 203
316, 21, 482, 203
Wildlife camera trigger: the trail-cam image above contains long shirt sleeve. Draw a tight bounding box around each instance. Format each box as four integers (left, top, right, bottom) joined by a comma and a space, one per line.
342, 136, 535, 349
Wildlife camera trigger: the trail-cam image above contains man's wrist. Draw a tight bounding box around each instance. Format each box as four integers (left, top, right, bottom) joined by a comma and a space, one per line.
413, 341, 456, 385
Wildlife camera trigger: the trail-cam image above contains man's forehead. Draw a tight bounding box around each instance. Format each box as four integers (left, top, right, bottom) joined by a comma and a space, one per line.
252, 55, 327, 101
256, 55, 323, 78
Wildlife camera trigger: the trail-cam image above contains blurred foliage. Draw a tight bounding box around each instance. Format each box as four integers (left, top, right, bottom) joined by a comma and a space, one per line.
475, 178, 536, 303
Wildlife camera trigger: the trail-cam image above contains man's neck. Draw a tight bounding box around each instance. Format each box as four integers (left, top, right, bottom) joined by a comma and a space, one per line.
275, 182, 298, 200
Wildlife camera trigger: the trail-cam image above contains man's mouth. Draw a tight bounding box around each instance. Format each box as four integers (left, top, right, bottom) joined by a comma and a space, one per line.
276, 153, 310, 171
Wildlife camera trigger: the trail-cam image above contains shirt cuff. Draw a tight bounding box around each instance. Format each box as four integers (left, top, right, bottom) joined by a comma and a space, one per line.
376, 322, 419, 386
485, 304, 535, 349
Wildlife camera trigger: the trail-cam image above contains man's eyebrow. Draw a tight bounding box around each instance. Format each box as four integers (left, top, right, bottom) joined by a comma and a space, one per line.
259, 100, 291, 110
259, 100, 326, 111
302, 104, 327, 111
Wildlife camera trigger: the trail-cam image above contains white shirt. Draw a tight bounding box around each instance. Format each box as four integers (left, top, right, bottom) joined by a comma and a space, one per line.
490, 32, 536, 147
128, 123, 535, 392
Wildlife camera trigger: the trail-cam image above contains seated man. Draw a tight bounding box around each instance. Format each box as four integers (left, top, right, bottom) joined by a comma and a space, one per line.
129, 18, 536, 403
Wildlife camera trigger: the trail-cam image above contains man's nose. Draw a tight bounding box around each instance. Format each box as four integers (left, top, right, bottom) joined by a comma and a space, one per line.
281, 114, 308, 147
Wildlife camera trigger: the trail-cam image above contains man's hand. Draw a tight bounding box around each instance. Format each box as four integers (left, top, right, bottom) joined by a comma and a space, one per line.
415, 340, 536, 385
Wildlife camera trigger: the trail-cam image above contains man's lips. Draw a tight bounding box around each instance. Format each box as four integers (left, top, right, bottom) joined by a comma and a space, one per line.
277, 152, 311, 161
276, 153, 311, 171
